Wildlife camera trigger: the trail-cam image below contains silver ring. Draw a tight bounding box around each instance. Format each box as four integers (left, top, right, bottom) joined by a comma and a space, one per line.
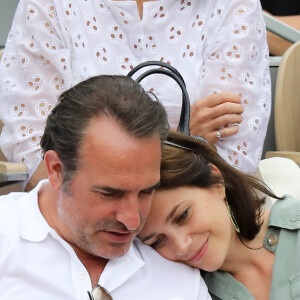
217, 130, 223, 141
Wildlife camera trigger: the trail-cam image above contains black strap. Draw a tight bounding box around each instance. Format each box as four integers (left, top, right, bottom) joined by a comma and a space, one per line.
127, 61, 190, 135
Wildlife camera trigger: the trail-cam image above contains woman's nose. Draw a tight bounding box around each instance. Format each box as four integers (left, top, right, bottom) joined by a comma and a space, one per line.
172, 233, 192, 257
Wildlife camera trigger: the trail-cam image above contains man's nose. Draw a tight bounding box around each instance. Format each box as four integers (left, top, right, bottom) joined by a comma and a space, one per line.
115, 195, 140, 231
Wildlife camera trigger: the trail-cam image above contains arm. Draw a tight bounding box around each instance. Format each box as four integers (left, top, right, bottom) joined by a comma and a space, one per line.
264, 12, 300, 56
194, 0, 271, 174
0, 0, 73, 190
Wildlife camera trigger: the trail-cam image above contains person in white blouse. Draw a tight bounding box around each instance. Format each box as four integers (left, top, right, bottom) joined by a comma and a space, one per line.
0, 75, 211, 299
0, 0, 270, 191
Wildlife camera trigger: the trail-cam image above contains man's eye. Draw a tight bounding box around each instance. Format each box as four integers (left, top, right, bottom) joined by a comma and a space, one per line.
99, 192, 116, 198
141, 190, 154, 195
176, 208, 190, 224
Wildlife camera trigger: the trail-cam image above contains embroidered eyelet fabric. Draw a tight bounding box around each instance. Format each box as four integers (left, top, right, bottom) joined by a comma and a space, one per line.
0, 0, 270, 181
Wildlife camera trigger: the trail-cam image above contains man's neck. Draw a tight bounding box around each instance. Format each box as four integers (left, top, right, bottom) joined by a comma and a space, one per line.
72, 244, 108, 287
38, 183, 108, 287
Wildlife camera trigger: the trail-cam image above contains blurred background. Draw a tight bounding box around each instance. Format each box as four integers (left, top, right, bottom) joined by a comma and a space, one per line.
0, 0, 19, 49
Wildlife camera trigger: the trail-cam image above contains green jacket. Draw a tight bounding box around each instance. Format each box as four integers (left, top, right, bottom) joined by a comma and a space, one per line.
204, 195, 300, 300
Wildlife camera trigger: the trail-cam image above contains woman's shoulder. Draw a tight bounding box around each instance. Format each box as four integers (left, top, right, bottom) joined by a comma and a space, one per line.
269, 196, 300, 230
204, 270, 255, 300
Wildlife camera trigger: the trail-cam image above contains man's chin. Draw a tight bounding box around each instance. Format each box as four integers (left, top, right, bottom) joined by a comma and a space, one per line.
94, 240, 133, 259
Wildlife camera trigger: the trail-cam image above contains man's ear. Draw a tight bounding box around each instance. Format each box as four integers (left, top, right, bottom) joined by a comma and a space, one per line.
44, 150, 63, 191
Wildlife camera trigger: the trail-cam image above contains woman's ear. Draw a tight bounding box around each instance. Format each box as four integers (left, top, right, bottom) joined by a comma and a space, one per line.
209, 164, 221, 175
210, 164, 226, 196
44, 150, 63, 191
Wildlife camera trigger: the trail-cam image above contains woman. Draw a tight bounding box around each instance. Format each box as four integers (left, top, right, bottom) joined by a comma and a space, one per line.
139, 131, 300, 300
0, 0, 268, 191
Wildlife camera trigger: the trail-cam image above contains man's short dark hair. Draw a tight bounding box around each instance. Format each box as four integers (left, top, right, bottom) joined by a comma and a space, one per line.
41, 75, 169, 187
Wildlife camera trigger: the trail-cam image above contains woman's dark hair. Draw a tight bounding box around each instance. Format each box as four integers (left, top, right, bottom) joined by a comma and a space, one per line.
161, 131, 283, 241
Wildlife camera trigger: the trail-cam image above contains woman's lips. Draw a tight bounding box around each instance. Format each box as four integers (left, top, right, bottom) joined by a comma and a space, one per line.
187, 238, 209, 262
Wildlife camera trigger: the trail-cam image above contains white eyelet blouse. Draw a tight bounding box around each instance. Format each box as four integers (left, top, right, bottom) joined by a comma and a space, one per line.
0, 0, 271, 182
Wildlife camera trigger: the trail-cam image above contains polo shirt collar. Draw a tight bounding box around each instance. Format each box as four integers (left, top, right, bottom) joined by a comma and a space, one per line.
19, 179, 50, 242
100, 241, 145, 292
18, 179, 145, 292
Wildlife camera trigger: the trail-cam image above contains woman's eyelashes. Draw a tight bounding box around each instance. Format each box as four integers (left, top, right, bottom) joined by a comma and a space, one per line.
175, 207, 190, 224
150, 235, 166, 249
150, 208, 191, 249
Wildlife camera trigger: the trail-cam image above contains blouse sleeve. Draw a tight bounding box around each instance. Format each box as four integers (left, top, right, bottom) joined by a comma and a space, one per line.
198, 0, 271, 174
0, 0, 72, 181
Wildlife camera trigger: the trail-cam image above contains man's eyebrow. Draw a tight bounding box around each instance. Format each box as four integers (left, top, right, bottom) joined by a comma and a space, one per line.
166, 202, 184, 223
142, 182, 161, 191
92, 181, 161, 193
93, 186, 126, 194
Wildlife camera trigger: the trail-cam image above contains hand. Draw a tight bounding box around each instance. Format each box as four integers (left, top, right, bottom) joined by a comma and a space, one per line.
190, 92, 244, 144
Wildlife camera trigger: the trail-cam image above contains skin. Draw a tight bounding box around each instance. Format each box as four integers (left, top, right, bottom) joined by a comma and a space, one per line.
264, 11, 300, 56
39, 116, 162, 286
139, 184, 233, 271
139, 181, 275, 300
190, 92, 243, 144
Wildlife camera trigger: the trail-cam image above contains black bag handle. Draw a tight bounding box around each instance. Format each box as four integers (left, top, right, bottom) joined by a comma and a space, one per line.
127, 61, 190, 135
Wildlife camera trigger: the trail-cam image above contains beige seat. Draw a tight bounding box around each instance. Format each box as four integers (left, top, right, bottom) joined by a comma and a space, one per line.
0, 118, 26, 193
258, 157, 300, 207
266, 41, 300, 163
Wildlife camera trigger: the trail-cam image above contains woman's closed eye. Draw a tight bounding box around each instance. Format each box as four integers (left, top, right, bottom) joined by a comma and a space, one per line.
150, 235, 166, 249
175, 208, 190, 224
149, 209, 190, 248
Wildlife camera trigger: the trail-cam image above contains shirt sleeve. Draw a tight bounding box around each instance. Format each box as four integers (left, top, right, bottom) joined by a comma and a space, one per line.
197, 0, 271, 174
0, 0, 72, 182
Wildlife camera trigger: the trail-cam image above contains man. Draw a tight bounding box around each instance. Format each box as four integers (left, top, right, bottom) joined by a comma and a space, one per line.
0, 75, 210, 299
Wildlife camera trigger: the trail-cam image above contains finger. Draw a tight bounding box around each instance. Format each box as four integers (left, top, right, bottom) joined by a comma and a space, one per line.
206, 126, 240, 144
212, 113, 243, 129
190, 110, 242, 139
191, 92, 243, 121
191, 103, 243, 126
202, 92, 241, 108
218, 126, 239, 139
192, 92, 241, 113
208, 102, 244, 119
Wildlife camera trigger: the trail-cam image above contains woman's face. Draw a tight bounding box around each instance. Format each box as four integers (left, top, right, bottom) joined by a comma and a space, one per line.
139, 185, 234, 271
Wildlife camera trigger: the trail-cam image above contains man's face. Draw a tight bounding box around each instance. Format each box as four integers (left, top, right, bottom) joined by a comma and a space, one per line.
56, 117, 161, 259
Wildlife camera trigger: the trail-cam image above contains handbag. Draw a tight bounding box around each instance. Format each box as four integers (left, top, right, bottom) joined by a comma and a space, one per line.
127, 61, 190, 136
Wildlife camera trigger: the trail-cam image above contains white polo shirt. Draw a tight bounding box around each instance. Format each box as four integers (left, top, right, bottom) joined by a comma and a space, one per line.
0, 180, 211, 300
